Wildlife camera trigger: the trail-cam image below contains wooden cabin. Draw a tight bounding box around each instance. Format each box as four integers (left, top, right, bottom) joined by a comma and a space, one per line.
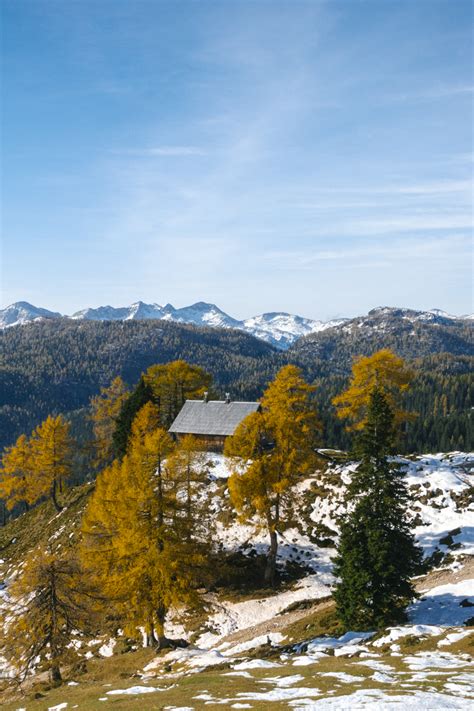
168, 393, 260, 451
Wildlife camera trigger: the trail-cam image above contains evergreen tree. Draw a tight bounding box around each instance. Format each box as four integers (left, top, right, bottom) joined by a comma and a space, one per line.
0, 550, 94, 685
226, 365, 320, 586
112, 377, 154, 459
333, 388, 422, 630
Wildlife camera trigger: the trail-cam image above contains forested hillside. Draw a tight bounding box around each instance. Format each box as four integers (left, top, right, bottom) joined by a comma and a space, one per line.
0, 320, 282, 450
290, 310, 473, 453
1, 315, 472, 453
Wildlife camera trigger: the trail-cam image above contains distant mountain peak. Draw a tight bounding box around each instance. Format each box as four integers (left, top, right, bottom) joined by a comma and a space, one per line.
0, 301, 62, 328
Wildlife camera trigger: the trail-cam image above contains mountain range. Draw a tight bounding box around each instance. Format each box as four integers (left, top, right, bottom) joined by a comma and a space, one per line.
1, 300, 471, 349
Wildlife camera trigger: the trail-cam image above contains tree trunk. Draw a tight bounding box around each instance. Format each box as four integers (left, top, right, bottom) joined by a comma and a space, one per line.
264, 527, 278, 587
144, 623, 155, 648
50, 661, 62, 686
155, 604, 173, 649
51, 478, 62, 512
186, 461, 191, 543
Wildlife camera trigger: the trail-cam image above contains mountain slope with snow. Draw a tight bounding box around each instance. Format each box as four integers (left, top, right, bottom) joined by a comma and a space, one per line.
1, 301, 472, 349
0, 301, 62, 329
0, 451, 472, 709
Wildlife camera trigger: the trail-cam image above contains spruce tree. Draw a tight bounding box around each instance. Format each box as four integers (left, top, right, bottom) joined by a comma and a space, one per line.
333, 387, 422, 630
112, 377, 154, 459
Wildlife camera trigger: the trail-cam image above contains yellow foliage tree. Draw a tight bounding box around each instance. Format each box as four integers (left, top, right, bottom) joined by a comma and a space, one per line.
81, 426, 207, 647
0, 434, 33, 511
332, 349, 414, 431
144, 360, 212, 428
226, 365, 321, 586
128, 401, 160, 449
0, 549, 95, 685
0, 415, 73, 513
166, 435, 209, 543
30, 415, 73, 511
90, 376, 129, 468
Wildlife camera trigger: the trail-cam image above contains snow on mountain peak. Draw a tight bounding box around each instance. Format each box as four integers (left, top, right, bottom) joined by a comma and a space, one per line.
0, 301, 62, 329
0, 301, 471, 349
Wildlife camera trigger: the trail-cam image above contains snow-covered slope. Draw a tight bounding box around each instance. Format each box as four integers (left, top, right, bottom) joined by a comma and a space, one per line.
243, 312, 347, 348
70, 301, 166, 322
0, 451, 472, 706
71, 301, 321, 346
0, 301, 62, 329
160, 301, 242, 329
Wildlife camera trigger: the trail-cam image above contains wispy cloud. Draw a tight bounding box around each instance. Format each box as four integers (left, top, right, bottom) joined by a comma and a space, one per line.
112, 146, 207, 157
389, 84, 474, 103
265, 234, 472, 270
296, 180, 472, 197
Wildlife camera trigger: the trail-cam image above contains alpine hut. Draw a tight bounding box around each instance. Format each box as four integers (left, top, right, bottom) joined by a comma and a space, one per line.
168, 392, 260, 451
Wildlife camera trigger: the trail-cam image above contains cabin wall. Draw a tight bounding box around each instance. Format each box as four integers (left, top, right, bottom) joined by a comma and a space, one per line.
174, 433, 227, 452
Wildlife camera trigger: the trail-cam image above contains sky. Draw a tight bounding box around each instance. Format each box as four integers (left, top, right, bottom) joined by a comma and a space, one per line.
1, 0, 472, 321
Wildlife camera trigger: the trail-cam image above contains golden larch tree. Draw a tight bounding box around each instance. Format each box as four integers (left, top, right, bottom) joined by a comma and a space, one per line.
81, 423, 206, 648
30, 415, 73, 511
127, 401, 160, 450
226, 365, 321, 586
332, 349, 414, 431
0, 549, 95, 686
166, 435, 209, 544
144, 360, 212, 428
0, 434, 33, 511
90, 376, 129, 468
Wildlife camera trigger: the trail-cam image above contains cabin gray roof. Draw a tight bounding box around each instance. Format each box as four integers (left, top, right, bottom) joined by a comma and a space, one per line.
169, 400, 260, 437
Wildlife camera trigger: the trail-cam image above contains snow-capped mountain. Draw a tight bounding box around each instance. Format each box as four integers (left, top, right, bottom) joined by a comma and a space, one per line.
0, 301, 472, 350
71, 302, 166, 322
337, 306, 473, 335
0, 300, 328, 348
243, 312, 347, 347
160, 302, 242, 330
0, 301, 62, 329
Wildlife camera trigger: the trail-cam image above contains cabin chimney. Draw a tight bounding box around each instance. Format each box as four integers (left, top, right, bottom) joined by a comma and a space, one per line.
203, 391, 209, 403
225, 393, 231, 404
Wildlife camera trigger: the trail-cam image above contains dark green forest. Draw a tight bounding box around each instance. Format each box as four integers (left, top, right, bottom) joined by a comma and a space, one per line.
0, 316, 472, 455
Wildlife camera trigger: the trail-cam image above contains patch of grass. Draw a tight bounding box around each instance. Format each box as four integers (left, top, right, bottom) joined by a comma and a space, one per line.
280, 600, 341, 645
2, 624, 473, 711
0, 483, 93, 571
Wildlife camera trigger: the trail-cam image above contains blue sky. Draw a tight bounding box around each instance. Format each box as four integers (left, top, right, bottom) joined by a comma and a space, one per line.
1, 0, 472, 320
